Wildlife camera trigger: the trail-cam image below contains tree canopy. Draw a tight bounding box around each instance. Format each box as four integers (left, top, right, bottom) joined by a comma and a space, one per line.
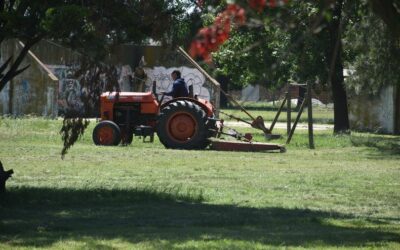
0, 0, 195, 92
0, 0, 200, 156
1, 0, 399, 154
190, 0, 399, 133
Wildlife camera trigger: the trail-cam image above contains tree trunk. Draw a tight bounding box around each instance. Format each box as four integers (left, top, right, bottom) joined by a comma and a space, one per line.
216, 74, 229, 108
369, 0, 400, 38
0, 161, 13, 193
296, 86, 306, 110
327, 0, 350, 133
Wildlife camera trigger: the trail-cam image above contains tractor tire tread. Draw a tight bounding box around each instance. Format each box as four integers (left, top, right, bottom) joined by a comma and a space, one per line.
92, 120, 122, 146
157, 100, 210, 149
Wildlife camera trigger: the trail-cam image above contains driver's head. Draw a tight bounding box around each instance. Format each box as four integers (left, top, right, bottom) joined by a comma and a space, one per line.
171, 70, 181, 80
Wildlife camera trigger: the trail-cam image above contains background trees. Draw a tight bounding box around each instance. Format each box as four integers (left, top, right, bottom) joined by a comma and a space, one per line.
0, 0, 198, 156
344, 1, 400, 95
191, 0, 399, 133
0, 0, 194, 92
1, 0, 399, 153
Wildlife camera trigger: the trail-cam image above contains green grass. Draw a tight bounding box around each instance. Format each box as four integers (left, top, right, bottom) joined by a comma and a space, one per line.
221, 105, 334, 124
0, 117, 399, 249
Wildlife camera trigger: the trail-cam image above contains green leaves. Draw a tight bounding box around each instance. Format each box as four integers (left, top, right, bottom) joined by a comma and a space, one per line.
344, 9, 400, 95
1, 1, 193, 59
41, 5, 89, 39
213, 26, 291, 89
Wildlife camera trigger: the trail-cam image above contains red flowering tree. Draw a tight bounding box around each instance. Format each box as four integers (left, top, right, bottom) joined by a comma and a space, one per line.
189, 0, 289, 62
190, 0, 400, 134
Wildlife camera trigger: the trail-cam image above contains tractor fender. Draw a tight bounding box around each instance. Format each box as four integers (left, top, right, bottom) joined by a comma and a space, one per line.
160, 97, 214, 117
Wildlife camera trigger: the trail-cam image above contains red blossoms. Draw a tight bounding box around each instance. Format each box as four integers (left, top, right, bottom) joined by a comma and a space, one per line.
249, 0, 289, 11
189, 4, 245, 62
248, 0, 267, 12
189, 0, 289, 62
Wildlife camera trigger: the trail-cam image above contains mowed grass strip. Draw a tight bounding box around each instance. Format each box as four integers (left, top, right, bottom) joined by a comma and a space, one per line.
221, 104, 335, 124
0, 117, 399, 249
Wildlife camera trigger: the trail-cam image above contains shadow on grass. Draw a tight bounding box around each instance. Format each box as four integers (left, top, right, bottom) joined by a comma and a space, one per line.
351, 135, 400, 156
1, 187, 399, 248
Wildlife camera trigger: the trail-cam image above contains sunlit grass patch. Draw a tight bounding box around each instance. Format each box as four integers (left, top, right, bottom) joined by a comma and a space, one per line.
0, 117, 399, 249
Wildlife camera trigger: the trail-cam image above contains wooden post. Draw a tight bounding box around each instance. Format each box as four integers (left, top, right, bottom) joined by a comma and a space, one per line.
307, 82, 315, 149
286, 88, 291, 135
269, 95, 287, 132
286, 93, 307, 144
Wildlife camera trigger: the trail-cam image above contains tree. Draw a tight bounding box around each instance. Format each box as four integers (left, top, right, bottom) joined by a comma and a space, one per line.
192, 0, 400, 133
369, 0, 400, 38
326, 0, 350, 133
190, 0, 352, 132
212, 27, 291, 90
0, 0, 197, 156
344, 1, 400, 95
0, 0, 192, 92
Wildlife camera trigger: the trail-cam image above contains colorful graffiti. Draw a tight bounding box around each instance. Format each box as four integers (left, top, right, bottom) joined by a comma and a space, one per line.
47, 65, 84, 115
59, 77, 83, 113
143, 66, 210, 101
46, 64, 210, 115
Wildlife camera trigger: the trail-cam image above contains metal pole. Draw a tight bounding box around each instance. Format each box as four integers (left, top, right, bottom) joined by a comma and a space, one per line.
307, 82, 315, 149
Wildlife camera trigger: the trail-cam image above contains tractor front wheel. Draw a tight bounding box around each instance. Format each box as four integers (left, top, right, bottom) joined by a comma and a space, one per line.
93, 120, 121, 146
157, 100, 209, 149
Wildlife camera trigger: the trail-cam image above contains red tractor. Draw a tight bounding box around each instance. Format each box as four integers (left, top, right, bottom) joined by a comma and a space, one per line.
92, 91, 220, 149
92, 48, 285, 152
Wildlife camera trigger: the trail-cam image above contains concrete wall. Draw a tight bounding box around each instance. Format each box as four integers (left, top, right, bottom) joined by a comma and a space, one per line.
115, 46, 216, 105
143, 66, 210, 101
0, 41, 219, 117
0, 40, 58, 117
349, 85, 399, 134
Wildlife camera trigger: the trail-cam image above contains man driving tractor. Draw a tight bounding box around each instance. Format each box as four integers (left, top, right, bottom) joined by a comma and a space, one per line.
163, 70, 189, 98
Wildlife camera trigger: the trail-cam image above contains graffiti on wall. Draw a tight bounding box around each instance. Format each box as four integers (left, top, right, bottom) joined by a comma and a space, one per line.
46, 64, 210, 115
96, 65, 210, 100
143, 66, 210, 101
14, 80, 34, 114
48, 64, 150, 114
0, 79, 36, 115
47, 65, 84, 115
60, 77, 84, 113
117, 65, 134, 91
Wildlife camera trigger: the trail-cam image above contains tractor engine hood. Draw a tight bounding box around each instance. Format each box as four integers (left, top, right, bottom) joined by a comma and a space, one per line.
101, 91, 156, 103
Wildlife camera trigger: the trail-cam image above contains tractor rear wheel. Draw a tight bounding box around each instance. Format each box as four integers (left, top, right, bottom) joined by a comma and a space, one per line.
93, 120, 121, 146
157, 100, 209, 149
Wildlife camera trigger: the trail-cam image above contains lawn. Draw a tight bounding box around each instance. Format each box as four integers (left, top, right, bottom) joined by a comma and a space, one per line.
0, 117, 399, 249
221, 103, 334, 125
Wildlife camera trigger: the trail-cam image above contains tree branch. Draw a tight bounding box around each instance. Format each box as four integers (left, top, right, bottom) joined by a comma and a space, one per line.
369, 0, 400, 38
0, 56, 12, 76
6, 0, 17, 13
0, 35, 44, 92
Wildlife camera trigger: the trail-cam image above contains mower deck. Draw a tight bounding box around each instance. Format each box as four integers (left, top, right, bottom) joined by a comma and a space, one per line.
209, 139, 286, 153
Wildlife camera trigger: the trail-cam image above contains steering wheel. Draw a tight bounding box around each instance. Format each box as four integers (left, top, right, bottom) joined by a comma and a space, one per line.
158, 92, 166, 105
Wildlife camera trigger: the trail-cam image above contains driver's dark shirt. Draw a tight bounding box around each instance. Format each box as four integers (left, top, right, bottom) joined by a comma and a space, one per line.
165, 78, 189, 98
